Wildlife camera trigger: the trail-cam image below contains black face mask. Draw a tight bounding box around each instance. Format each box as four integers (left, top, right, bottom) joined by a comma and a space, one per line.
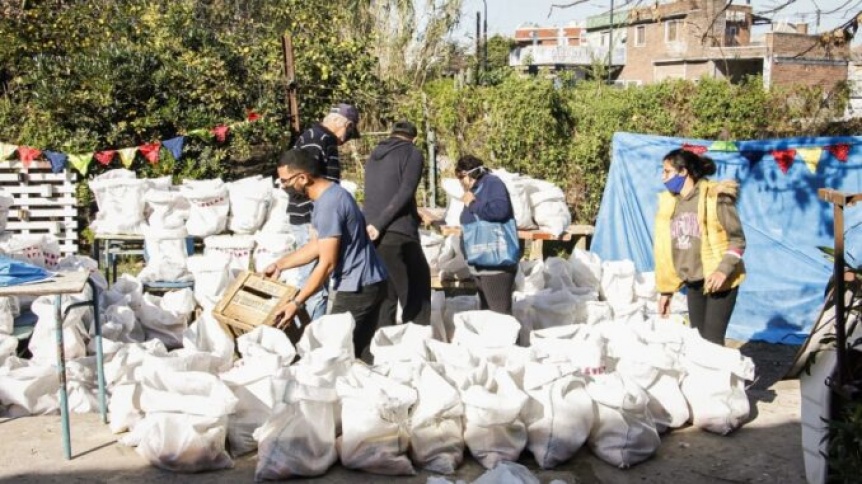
284, 184, 306, 198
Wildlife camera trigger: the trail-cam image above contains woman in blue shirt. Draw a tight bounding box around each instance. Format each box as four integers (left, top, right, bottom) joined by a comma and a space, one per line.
457, 155, 518, 315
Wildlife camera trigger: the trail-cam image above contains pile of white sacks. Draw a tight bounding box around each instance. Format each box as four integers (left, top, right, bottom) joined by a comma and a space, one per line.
87, 169, 361, 285
442, 169, 572, 237
0, 242, 755, 480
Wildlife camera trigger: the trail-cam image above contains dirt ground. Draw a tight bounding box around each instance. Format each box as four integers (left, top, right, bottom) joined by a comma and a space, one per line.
0, 342, 805, 484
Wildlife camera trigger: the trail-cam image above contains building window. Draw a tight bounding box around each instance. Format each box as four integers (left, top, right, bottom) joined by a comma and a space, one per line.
725, 25, 738, 46
635, 25, 646, 46
665, 20, 681, 43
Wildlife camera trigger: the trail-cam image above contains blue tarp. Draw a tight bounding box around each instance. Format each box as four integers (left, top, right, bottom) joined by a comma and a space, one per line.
0, 256, 51, 287
592, 132, 862, 344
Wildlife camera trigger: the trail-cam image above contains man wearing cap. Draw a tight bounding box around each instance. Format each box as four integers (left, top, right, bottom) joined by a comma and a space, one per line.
267, 148, 387, 358
288, 103, 361, 321
364, 120, 431, 326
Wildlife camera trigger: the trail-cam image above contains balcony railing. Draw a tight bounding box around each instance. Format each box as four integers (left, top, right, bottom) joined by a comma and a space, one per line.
509, 45, 626, 67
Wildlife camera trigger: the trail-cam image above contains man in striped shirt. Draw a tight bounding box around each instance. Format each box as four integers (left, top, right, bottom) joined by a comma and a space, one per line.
289, 103, 361, 320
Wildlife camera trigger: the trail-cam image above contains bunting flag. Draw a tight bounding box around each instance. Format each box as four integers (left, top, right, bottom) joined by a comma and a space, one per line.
162, 136, 185, 161
138, 142, 161, 165
43, 151, 68, 174
118, 147, 137, 168
0, 143, 16, 160
68, 153, 93, 176
212, 125, 230, 143
681, 143, 708, 155
740, 150, 765, 164
17, 146, 42, 169
94, 150, 116, 166
827, 143, 850, 162
247, 110, 260, 122
772, 149, 797, 174
797, 147, 824, 174
709, 140, 738, 152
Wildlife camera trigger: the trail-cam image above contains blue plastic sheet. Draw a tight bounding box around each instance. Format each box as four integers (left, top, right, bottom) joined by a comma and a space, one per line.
592, 132, 862, 343
0, 256, 51, 287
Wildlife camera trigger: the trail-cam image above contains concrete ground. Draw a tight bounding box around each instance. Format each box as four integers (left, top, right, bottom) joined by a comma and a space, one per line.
0, 343, 805, 483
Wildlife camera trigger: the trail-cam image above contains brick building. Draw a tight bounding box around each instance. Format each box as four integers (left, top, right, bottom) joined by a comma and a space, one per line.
618, 0, 849, 91
509, 22, 624, 75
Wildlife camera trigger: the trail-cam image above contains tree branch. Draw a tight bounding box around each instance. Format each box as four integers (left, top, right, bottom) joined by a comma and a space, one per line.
548, 0, 591, 18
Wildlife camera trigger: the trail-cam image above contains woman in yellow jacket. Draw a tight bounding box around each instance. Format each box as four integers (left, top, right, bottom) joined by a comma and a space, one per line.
655, 149, 746, 346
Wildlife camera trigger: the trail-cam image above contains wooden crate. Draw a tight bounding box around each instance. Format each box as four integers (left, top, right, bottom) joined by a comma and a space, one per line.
212, 271, 310, 342
1, 161, 79, 255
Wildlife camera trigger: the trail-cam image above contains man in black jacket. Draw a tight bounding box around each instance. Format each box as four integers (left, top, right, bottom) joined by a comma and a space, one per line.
364, 121, 431, 326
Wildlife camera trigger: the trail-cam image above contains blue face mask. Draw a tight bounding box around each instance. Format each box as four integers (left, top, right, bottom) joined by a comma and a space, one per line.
664, 173, 686, 194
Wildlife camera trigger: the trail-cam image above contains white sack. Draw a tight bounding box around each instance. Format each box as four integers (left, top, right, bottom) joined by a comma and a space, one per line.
409, 364, 465, 474
681, 337, 754, 435
236, 325, 296, 368
103, 339, 168, 388
600, 259, 636, 308
462, 366, 529, 469
0, 296, 19, 335
494, 169, 536, 230
253, 232, 296, 273
515, 259, 545, 294
2, 235, 49, 268
472, 461, 541, 484
569, 248, 602, 290
442, 295, 480, 343
522, 363, 594, 469
421, 230, 445, 276
138, 227, 192, 283
336, 364, 417, 475
134, 412, 233, 473
67, 357, 100, 414
254, 371, 339, 480
136, 293, 188, 349
430, 290, 447, 342
587, 373, 661, 468
544, 257, 576, 293
527, 180, 570, 237
0, 357, 59, 415
221, 358, 287, 457
227, 176, 271, 234
109, 382, 143, 434
140, 365, 238, 417
529, 325, 606, 376
442, 178, 464, 227
438, 235, 471, 281
89, 170, 148, 234
370, 322, 432, 364
0, 191, 13, 232
204, 234, 255, 279
452, 310, 522, 364
187, 254, 230, 310
28, 295, 89, 364
260, 184, 292, 234
182, 179, 229, 237
103, 274, 144, 311
144, 189, 188, 229
181, 313, 235, 374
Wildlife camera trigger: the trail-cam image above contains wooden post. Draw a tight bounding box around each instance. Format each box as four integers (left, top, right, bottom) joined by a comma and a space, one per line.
282, 33, 301, 139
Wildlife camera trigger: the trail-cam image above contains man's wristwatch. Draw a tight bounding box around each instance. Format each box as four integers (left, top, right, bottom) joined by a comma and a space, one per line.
290, 297, 305, 309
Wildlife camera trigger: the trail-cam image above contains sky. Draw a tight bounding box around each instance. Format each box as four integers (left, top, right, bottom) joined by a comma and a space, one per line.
455, 0, 861, 39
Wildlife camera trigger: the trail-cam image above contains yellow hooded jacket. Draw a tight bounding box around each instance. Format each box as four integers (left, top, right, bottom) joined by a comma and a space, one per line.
654, 179, 746, 294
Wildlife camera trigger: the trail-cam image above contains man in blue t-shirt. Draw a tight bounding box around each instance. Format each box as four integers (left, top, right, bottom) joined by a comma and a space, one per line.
264, 147, 387, 357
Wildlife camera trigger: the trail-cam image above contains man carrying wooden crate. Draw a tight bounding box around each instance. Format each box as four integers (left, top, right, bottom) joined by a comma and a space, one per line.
264, 147, 388, 357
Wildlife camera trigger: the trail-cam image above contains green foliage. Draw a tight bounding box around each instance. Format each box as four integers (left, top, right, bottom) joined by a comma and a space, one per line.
406, 75, 849, 223
826, 400, 862, 483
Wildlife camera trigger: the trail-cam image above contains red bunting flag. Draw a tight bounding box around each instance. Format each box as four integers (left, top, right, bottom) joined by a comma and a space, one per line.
247, 110, 260, 122
138, 142, 161, 165
212, 125, 230, 143
827, 144, 850, 162
681, 143, 708, 155
772, 149, 796, 174
17, 145, 42, 168
94, 150, 116, 166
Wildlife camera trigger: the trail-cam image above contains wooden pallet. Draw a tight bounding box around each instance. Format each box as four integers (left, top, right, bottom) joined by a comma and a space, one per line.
0, 161, 79, 255
212, 271, 310, 343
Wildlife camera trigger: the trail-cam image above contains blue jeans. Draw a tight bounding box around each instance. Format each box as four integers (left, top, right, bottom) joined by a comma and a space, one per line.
291, 223, 328, 321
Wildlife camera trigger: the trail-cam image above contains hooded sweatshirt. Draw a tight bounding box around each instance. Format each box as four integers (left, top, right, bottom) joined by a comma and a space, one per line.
363, 137, 425, 240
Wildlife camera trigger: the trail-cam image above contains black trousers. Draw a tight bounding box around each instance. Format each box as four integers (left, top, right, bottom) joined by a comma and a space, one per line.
475, 267, 517, 315
329, 280, 387, 358
376, 232, 431, 326
685, 280, 739, 346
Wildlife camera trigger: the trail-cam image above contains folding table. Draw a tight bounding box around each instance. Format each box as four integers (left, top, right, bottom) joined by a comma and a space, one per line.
0, 271, 107, 459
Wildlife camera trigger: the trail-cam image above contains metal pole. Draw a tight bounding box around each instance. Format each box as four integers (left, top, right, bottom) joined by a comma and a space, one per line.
476, 12, 481, 84
282, 33, 301, 139
483, 0, 488, 75
608, 0, 614, 82
55, 294, 71, 459
429, 130, 437, 208
834, 202, 848, 387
